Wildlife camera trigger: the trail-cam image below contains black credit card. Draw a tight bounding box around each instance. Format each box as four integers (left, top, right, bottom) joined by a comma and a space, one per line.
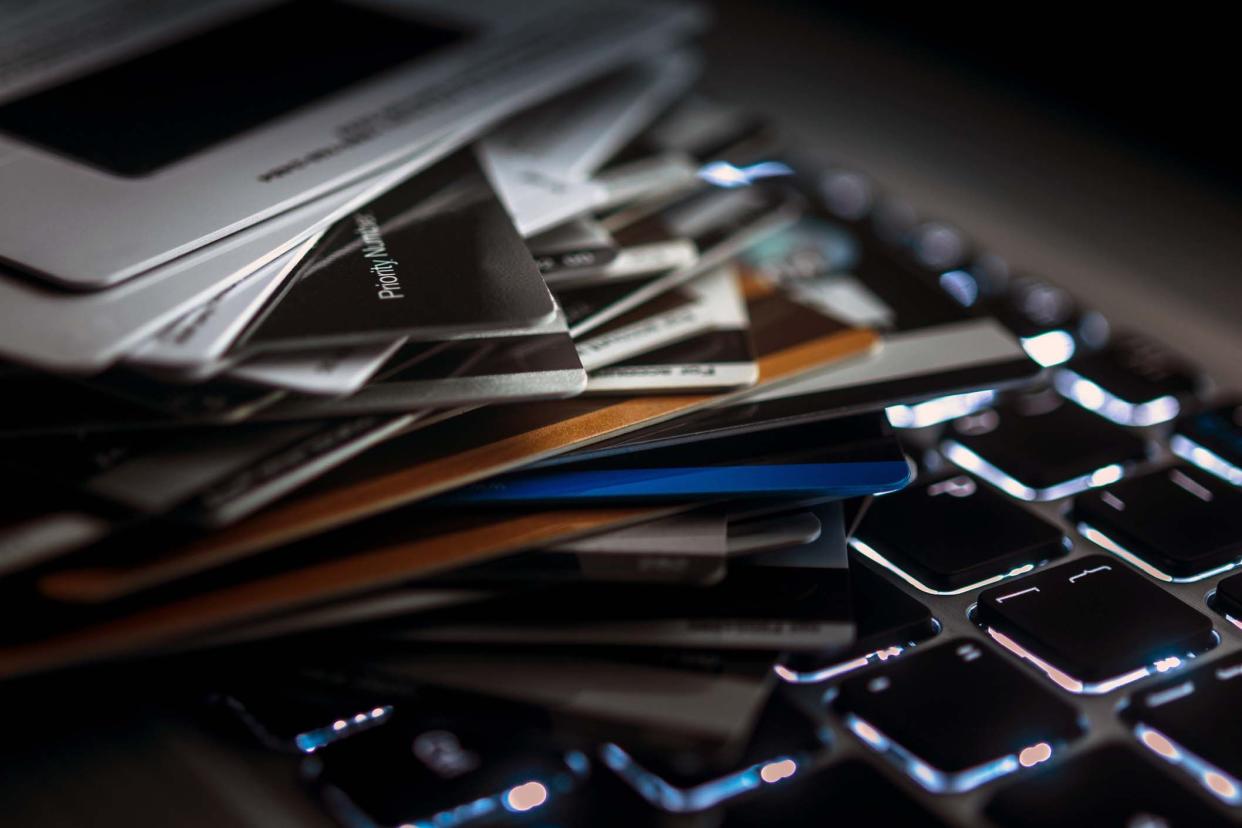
232, 150, 558, 354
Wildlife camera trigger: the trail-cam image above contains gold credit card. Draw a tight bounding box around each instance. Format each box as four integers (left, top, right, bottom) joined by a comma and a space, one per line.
0, 505, 683, 681
39, 279, 877, 604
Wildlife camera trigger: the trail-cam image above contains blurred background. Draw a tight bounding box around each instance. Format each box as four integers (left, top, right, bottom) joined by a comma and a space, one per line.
703, 1, 1241, 382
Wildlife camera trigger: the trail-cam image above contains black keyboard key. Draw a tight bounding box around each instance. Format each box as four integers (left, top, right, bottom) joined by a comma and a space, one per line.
1074, 463, 1242, 581
942, 390, 1148, 501
1054, 332, 1201, 426
1214, 572, 1242, 627
721, 760, 953, 827
601, 689, 830, 813
213, 682, 395, 754
1122, 652, 1242, 806
309, 700, 581, 828
977, 555, 1216, 693
985, 744, 1233, 828
833, 638, 1084, 793
777, 555, 938, 683
981, 276, 1109, 367
1172, 398, 1242, 487
852, 472, 1068, 592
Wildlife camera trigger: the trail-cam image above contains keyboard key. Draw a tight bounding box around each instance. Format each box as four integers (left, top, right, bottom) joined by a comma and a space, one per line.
1122, 652, 1242, 806
852, 472, 1069, 593
833, 638, 1084, 793
1172, 398, 1242, 486
309, 699, 582, 828
721, 760, 953, 827
1074, 463, 1242, 581
1211, 572, 1242, 628
985, 744, 1234, 828
942, 389, 1148, 501
776, 555, 938, 683
981, 276, 1109, 367
601, 689, 830, 813
977, 555, 1217, 693
214, 681, 395, 754
1054, 332, 1201, 426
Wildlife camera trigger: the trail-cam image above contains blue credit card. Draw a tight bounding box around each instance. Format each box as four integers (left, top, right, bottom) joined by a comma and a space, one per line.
437, 413, 912, 505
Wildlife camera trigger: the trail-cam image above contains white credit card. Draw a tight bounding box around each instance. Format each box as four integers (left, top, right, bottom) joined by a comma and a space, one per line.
586, 266, 759, 393
0, 149, 445, 372
575, 265, 746, 371
0, 0, 704, 289
542, 239, 699, 288
478, 51, 699, 236
226, 338, 408, 396
125, 236, 316, 370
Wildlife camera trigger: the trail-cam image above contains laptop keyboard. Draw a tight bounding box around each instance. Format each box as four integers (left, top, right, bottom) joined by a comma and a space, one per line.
200, 165, 1242, 827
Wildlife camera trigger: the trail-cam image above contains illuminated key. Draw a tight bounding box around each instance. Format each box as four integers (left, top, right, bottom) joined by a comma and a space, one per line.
852, 472, 1068, 593
1122, 653, 1242, 806
833, 639, 1084, 793
977, 556, 1216, 693
985, 745, 1234, 828
215, 682, 395, 754
1172, 398, 1242, 486
1054, 332, 1201, 426
978, 277, 1108, 368
308, 702, 579, 827
721, 760, 953, 827
942, 390, 1148, 501
1212, 573, 1242, 628
776, 558, 937, 684
601, 690, 829, 813
1074, 463, 1242, 581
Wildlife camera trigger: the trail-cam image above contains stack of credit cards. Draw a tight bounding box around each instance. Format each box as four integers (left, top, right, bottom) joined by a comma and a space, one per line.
0, 2, 1041, 824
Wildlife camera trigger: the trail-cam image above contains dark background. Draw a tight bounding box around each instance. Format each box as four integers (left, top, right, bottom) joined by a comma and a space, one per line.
702, 2, 1241, 386
720, 2, 1242, 198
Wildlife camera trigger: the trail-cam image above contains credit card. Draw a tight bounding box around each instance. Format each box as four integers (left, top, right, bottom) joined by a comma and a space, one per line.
555, 182, 802, 337
573, 285, 708, 372
0, 411, 450, 530
123, 239, 313, 372
144, 503, 833, 651
584, 266, 757, 393
35, 293, 878, 602
552, 213, 1040, 460
231, 150, 558, 354
528, 218, 619, 277
479, 52, 698, 236
9, 504, 688, 679
256, 326, 587, 419
438, 414, 910, 504
0, 149, 445, 372
375, 501, 852, 652
226, 338, 408, 396
0, 0, 704, 289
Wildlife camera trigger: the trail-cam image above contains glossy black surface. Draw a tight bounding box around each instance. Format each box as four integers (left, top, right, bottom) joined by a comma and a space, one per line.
619, 688, 829, 793
855, 472, 1067, 590
1176, 399, 1242, 476
977, 555, 1216, 684
833, 638, 1084, 774
722, 760, 953, 827
1212, 572, 1242, 622
1060, 332, 1200, 409
985, 745, 1233, 828
1122, 651, 1242, 795
945, 391, 1148, 495
309, 703, 574, 828
1074, 463, 1242, 578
